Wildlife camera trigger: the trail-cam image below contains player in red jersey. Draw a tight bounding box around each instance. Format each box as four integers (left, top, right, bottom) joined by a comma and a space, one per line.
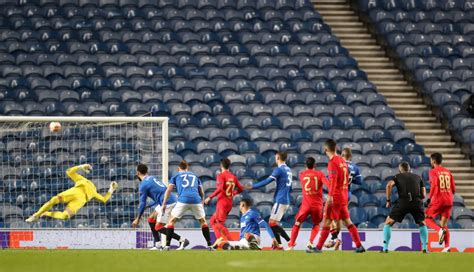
310, 139, 365, 253
424, 153, 456, 252
287, 157, 328, 251
204, 158, 244, 248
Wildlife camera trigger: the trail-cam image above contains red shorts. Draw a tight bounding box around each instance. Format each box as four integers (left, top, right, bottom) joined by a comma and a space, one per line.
426, 204, 452, 219
295, 204, 323, 225
324, 203, 350, 221
213, 203, 232, 222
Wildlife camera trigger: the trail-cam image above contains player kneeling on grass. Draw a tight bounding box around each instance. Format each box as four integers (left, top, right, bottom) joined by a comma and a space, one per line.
161, 160, 213, 250
26, 164, 118, 222
221, 198, 279, 250
132, 164, 189, 250
381, 162, 429, 253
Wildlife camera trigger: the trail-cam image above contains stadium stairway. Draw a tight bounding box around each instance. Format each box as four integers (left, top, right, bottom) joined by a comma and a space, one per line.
312, 0, 474, 209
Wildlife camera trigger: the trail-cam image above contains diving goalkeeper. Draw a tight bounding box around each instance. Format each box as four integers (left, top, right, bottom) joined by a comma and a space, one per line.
25, 164, 118, 222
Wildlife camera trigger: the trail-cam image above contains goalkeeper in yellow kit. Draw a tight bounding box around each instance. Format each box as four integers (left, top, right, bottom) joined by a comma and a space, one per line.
25, 164, 118, 222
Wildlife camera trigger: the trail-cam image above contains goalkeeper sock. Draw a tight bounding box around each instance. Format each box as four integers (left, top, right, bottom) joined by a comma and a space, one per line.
166, 226, 174, 247
383, 224, 392, 251
34, 196, 60, 217
309, 225, 320, 244
270, 226, 282, 245
43, 211, 69, 220
419, 225, 428, 251
147, 218, 160, 245
201, 224, 212, 246
275, 225, 290, 242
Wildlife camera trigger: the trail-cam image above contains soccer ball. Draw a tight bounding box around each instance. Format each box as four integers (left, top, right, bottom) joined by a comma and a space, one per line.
49, 122, 62, 133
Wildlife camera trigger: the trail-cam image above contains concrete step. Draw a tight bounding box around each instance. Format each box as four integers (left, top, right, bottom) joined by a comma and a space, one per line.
448, 167, 474, 173
401, 116, 437, 122
363, 68, 401, 74
323, 21, 364, 27
317, 10, 355, 15
340, 39, 378, 45
410, 129, 447, 135
331, 27, 368, 33
443, 153, 467, 159
417, 141, 457, 148
438, 160, 471, 167
311, 0, 347, 3
416, 135, 452, 142
395, 110, 433, 117
358, 62, 394, 68
405, 123, 442, 129
453, 172, 474, 179
390, 104, 429, 110
386, 97, 424, 104
371, 80, 408, 86
377, 85, 413, 91
368, 74, 405, 80
337, 33, 372, 39
424, 147, 463, 154
345, 45, 383, 51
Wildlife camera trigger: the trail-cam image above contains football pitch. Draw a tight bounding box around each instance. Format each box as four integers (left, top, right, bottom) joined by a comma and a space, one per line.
1, 250, 472, 272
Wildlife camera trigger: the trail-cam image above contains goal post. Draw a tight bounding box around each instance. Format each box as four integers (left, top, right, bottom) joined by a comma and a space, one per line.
0, 116, 168, 235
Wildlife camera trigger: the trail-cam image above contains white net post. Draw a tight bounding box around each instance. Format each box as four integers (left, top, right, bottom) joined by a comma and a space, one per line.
0, 116, 168, 249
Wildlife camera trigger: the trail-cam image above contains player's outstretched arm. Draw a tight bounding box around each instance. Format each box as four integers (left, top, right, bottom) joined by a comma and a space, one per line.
94, 182, 118, 203
205, 176, 223, 204
385, 180, 395, 208
251, 176, 275, 189
66, 164, 91, 182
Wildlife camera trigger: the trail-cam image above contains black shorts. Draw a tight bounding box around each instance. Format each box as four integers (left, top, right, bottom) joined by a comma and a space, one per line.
389, 200, 425, 225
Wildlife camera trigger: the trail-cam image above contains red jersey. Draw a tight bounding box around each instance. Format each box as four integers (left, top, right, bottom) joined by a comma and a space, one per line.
327, 154, 350, 204
429, 166, 455, 206
299, 169, 329, 207
208, 170, 243, 206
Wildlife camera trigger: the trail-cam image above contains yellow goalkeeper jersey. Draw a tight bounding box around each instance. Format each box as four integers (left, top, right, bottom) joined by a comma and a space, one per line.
66, 166, 111, 203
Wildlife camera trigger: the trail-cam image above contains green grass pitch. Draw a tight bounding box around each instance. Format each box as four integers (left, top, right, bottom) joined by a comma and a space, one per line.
1, 250, 472, 272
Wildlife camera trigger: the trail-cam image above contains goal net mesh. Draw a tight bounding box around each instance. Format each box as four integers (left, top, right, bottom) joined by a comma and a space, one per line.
0, 117, 167, 248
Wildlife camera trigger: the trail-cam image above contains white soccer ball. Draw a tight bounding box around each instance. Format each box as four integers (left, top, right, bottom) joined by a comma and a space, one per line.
49, 122, 62, 133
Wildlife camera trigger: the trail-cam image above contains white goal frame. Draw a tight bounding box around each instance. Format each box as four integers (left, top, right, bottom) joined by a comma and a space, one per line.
0, 116, 169, 184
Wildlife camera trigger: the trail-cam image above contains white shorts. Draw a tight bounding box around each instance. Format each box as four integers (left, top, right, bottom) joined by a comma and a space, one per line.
170, 202, 206, 220
154, 202, 176, 224
228, 235, 261, 250
269, 203, 289, 222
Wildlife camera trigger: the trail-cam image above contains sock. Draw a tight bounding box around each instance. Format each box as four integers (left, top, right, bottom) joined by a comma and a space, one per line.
443, 227, 450, 247
309, 225, 320, 244
34, 196, 60, 217
270, 226, 282, 245
347, 224, 362, 248
147, 218, 160, 246
383, 224, 392, 251
316, 226, 331, 250
275, 225, 290, 242
42, 211, 69, 219
166, 226, 174, 246
289, 224, 300, 246
419, 225, 428, 251
158, 227, 181, 241
425, 218, 441, 231
201, 224, 212, 246
330, 229, 339, 240
216, 222, 230, 240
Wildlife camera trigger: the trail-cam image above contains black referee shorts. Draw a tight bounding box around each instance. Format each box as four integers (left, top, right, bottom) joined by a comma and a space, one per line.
389, 200, 425, 225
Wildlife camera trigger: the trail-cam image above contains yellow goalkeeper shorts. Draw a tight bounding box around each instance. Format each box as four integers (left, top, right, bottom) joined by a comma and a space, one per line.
57, 188, 87, 214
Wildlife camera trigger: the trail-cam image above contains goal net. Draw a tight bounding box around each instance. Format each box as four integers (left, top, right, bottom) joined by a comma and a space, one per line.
0, 116, 168, 249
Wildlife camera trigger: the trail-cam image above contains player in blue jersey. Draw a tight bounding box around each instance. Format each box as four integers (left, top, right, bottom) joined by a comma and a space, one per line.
221, 198, 279, 250
245, 151, 292, 249
161, 160, 212, 250
325, 147, 364, 250
131, 164, 189, 250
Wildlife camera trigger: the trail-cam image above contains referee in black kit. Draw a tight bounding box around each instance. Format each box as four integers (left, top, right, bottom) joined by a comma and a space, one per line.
380, 161, 429, 253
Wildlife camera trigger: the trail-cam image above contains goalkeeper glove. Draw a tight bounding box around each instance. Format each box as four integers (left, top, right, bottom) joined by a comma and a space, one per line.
79, 164, 92, 174
109, 181, 118, 194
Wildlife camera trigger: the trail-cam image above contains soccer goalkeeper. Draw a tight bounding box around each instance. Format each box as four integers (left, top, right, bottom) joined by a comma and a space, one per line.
25, 164, 118, 222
